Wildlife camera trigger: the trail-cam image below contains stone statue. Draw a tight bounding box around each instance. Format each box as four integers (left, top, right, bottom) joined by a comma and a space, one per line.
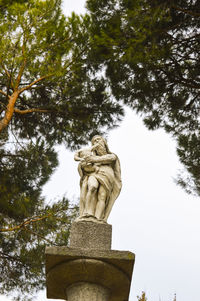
74, 135, 122, 222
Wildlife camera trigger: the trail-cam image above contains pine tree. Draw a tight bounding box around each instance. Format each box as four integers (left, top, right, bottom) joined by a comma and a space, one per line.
0, 0, 124, 299
86, 0, 200, 195
137, 291, 148, 301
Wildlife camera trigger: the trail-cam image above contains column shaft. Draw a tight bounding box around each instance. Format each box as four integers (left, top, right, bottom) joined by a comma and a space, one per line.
66, 282, 110, 301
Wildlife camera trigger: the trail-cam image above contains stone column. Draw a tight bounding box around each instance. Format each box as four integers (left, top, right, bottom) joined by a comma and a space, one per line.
67, 282, 110, 301
45, 220, 135, 301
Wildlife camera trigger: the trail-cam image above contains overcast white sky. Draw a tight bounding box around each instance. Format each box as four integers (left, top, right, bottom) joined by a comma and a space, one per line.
1, 1, 200, 301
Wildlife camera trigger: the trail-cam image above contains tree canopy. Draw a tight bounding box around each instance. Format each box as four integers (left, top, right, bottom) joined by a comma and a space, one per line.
0, 0, 123, 299
0, 0, 123, 147
86, 0, 200, 195
1, 0, 199, 298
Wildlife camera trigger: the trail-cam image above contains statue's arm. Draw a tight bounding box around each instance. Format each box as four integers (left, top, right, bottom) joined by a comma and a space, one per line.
74, 151, 83, 162
85, 154, 116, 164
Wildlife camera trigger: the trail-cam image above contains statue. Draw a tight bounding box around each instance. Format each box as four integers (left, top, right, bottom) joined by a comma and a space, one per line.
74, 135, 122, 223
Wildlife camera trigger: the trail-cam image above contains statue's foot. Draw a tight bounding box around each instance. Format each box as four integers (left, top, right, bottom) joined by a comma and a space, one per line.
75, 213, 97, 222
75, 214, 107, 224
82, 213, 96, 219
96, 218, 107, 224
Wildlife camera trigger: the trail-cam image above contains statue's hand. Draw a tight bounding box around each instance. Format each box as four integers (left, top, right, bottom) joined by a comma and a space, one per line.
84, 155, 96, 164
80, 161, 87, 167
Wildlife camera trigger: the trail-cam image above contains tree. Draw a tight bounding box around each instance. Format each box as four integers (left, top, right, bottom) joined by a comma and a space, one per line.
0, 0, 123, 299
0, 0, 28, 15
86, 0, 200, 195
0, 0, 123, 146
137, 291, 177, 301
137, 291, 148, 301
0, 197, 78, 301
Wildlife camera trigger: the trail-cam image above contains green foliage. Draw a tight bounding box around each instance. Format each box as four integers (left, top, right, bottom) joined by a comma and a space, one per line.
86, 0, 200, 195
0, 198, 78, 301
137, 291, 177, 301
0, 0, 28, 10
0, 0, 123, 147
0, 0, 124, 299
137, 291, 148, 301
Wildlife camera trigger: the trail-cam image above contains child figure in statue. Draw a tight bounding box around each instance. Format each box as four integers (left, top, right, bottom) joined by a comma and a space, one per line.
74, 143, 100, 176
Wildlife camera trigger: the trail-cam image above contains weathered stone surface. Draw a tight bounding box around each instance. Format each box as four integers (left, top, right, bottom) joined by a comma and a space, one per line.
45, 246, 135, 301
69, 220, 112, 250
66, 282, 110, 301
74, 135, 122, 222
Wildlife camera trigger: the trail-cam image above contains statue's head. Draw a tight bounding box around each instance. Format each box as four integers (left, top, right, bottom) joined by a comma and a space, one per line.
91, 135, 110, 155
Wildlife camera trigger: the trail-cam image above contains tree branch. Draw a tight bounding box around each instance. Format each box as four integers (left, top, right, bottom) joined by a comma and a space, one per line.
0, 214, 52, 232
15, 43, 27, 90
19, 74, 53, 94
184, 94, 199, 110
0, 89, 10, 98
24, 227, 58, 246
0, 251, 27, 265
0, 91, 19, 132
0, 59, 14, 89
172, 4, 200, 17
14, 108, 52, 114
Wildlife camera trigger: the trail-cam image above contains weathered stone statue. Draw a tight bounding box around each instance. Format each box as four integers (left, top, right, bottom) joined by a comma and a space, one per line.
74, 135, 122, 222
46, 135, 134, 301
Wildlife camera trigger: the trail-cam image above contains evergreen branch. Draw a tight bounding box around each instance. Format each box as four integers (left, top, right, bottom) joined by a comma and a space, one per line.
0, 251, 41, 269
10, 122, 27, 151
0, 153, 24, 157
0, 60, 10, 78
171, 4, 200, 17
14, 108, 52, 114
0, 101, 7, 108
19, 74, 53, 94
0, 214, 52, 233
0, 251, 26, 265
15, 43, 27, 89
0, 60, 14, 89
24, 227, 58, 246
185, 94, 199, 110
0, 89, 9, 98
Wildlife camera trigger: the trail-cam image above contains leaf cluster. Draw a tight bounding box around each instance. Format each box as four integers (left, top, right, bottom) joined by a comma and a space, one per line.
86, 0, 200, 195
0, 0, 123, 299
0, 197, 78, 301
0, 0, 123, 148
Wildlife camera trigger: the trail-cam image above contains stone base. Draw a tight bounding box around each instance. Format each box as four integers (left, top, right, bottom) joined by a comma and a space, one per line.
45, 220, 135, 301
45, 246, 135, 301
69, 220, 112, 250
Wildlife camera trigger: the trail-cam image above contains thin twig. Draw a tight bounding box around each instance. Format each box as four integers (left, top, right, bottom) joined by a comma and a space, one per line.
0, 214, 52, 232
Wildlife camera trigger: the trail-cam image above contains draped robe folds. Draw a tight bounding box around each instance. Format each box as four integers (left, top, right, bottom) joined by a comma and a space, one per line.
79, 153, 122, 221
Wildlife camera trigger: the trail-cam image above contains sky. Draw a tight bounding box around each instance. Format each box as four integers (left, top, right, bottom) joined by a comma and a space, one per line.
1, 1, 200, 301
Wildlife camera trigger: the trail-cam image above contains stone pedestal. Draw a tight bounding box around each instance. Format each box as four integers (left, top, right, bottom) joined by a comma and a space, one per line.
45, 220, 135, 301
69, 220, 112, 250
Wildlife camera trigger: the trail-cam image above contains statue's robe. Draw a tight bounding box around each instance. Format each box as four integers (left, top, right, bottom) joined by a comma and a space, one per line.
79, 153, 122, 221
